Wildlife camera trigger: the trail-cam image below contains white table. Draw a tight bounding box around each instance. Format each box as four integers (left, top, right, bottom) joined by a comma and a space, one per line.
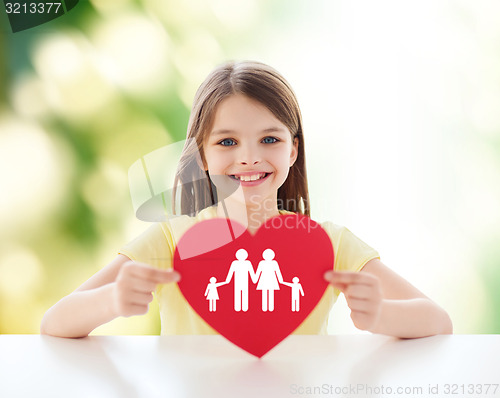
1, 334, 499, 398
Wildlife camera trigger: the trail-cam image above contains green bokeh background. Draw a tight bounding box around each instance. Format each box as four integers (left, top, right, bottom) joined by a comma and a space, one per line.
1, 0, 499, 335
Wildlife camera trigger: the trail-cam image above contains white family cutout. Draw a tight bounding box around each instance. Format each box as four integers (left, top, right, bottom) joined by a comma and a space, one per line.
204, 248, 305, 313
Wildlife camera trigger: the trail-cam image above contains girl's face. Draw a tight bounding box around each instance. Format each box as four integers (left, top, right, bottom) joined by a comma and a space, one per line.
204, 94, 298, 208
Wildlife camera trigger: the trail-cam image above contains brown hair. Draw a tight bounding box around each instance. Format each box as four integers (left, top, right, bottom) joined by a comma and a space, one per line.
173, 61, 310, 216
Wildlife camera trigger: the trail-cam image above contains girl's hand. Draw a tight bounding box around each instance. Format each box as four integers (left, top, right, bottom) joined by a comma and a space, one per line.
112, 261, 180, 318
324, 270, 383, 332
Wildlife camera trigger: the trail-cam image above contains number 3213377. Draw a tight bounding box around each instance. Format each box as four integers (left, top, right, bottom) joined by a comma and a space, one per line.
5, 3, 62, 14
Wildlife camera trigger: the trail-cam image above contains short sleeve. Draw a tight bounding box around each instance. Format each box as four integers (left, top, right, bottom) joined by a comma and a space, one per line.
321, 222, 380, 273
118, 223, 174, 270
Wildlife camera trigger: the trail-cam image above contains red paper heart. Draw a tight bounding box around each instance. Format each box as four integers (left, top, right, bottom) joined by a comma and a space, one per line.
174, 214, 334, 357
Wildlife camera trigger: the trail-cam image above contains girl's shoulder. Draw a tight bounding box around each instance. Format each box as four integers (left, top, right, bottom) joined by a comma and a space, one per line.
158, 206, 218, 243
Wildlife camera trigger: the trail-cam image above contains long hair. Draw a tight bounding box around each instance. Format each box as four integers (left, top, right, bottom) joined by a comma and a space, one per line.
172, 61, 310, 216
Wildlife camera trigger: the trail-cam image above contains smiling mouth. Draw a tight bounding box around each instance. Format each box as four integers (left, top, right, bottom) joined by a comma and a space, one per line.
229, 172, 271, 182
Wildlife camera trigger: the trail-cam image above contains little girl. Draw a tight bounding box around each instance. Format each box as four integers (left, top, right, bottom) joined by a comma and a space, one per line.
41, 61, 452, 338
204, 277, 226, 312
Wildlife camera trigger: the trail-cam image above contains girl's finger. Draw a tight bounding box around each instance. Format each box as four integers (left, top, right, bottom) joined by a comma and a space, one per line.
325, 278, 348, 292
323, 271, 348, 290
129, 278, 158, 294
128, 304, 149, 316
131, 265, 181, 284
345, 284, 374, 300
350, 310, 373, 330
118, 272, 157, 293
324, 271, 374, 286
345, 297, 370, 313
129, 291, 154, 306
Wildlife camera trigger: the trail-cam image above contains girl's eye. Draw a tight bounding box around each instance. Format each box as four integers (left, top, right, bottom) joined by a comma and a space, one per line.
219, 138, 236, 146
262, 136, 278, 144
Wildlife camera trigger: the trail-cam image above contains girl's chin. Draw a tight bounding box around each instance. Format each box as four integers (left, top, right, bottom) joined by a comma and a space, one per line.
224, 192, 277, 209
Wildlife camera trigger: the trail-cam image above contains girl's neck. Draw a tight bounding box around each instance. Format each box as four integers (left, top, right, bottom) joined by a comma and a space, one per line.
216, 196, 279, 235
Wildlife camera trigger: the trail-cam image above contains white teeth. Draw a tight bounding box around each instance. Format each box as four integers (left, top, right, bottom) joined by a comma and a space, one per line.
233, 173, 266, 181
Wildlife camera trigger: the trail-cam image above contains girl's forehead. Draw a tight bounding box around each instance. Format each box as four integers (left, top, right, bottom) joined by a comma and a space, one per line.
214, 94, 276, 119
209, 95, 290, 135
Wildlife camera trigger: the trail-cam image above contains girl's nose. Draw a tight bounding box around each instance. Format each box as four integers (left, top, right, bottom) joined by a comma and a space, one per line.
238, 145, 261, 165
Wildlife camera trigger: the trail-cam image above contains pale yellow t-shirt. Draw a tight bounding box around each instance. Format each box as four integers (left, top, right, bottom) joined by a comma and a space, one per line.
119, 206, 379, 335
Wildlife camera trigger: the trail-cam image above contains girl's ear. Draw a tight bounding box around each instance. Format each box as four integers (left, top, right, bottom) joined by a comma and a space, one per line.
289, 137, 299, 167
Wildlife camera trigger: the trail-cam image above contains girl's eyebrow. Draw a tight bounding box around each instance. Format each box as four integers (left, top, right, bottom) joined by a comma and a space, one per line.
210, 126, 288, 136
261, 127, 288, 134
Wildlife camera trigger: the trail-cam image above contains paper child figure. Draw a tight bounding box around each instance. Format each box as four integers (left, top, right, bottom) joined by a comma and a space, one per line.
224, 249, 257, 312
204, 277, 227, 312
282, 277, 305, 312
255, 248, 284, 312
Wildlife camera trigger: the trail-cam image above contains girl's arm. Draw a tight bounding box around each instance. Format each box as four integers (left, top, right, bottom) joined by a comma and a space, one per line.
40, 254, 180, 338
324, 258, 453, 338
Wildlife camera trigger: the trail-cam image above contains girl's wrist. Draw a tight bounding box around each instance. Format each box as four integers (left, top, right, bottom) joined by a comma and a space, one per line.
365, 298, 387, 335
367, 298, 453, 338
102, 282, 120, 320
